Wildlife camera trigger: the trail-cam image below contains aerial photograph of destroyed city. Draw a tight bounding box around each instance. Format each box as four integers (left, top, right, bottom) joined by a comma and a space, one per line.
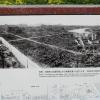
0, 16, 100, 68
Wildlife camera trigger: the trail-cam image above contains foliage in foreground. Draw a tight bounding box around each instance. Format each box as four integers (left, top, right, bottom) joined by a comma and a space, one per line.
0, 0, 100, 5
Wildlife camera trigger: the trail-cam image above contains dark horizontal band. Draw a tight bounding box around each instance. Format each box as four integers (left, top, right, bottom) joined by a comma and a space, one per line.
0, 5, 100, 15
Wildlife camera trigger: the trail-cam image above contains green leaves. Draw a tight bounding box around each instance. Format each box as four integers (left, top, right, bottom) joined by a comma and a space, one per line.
25, 0, 47, 4
64, 0, 100, 4
16, 0, 24, 4
0, 0, 100, 4
48, 0, 64, 4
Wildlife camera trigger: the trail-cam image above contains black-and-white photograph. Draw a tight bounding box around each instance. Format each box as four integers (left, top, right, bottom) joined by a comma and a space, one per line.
0, 15, 100, 68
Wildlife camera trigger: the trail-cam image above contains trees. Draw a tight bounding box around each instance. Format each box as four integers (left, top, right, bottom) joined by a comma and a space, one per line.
1, 0, 100, 4
64, 0, 100, 4
24, 0, 36, 4
16, 0, 24, 4
36, 0, 48, 4
24, 0, 47, 4
48, 0, 64, 4
2, 0, 14, 4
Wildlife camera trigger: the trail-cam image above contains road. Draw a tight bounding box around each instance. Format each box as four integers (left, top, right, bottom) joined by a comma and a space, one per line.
8, 33, 82, 55
0, 37, 40, 68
